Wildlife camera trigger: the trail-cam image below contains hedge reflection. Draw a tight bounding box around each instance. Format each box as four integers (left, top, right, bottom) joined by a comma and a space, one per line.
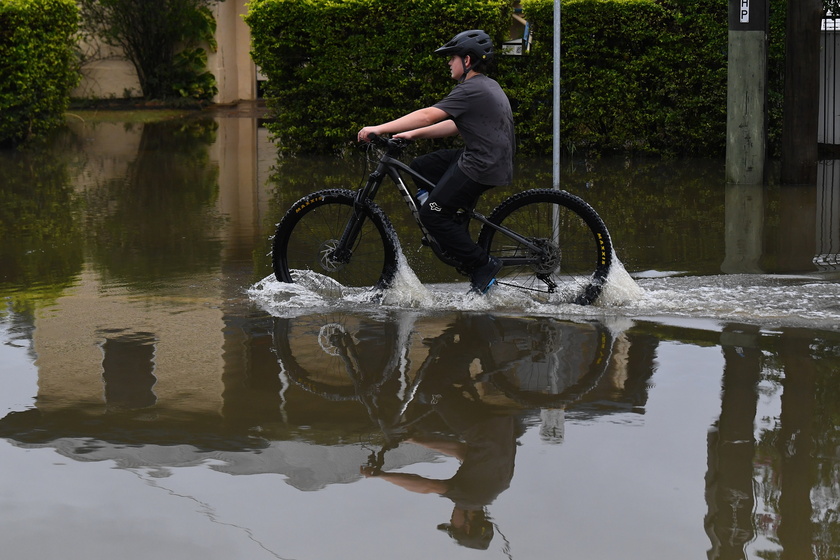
267, 153, 730, 279
83, 118, 224, 284
0, 146, 83, 312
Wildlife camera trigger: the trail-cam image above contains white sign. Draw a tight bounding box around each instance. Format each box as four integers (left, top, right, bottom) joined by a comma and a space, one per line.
740, 0, 750, 23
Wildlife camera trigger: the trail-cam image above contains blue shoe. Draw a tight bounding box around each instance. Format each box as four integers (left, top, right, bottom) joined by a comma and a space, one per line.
469, 256, 502, 294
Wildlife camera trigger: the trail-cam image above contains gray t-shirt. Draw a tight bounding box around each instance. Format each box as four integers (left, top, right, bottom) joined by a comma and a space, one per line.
434, 74, 515, 186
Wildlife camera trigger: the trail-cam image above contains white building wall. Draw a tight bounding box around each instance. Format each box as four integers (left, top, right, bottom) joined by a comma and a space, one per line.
209, 0, 256, 104
72, 0, 256, 104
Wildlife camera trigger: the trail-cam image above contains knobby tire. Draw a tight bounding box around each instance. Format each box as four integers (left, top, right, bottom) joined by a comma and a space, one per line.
272, 189, 400, 291
477, 189, 613, 305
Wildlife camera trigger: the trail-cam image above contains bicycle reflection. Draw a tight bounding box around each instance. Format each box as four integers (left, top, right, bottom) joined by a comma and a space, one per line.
273, 311, 616, 549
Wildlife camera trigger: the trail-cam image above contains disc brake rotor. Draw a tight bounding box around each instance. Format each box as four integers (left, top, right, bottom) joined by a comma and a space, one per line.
318, 239, 345, 272
531, 238, 562, 275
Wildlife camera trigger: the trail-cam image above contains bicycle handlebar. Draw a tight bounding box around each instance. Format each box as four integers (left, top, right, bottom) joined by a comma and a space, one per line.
366, 133, 412, 153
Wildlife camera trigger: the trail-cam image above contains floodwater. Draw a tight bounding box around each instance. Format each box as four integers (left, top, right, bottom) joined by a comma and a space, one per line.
1, 108, 839, 560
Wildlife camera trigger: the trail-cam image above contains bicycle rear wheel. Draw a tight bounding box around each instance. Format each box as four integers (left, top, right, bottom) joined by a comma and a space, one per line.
486, 319, 613, 408
477, 189, 612, 305
272, 189, 400, 292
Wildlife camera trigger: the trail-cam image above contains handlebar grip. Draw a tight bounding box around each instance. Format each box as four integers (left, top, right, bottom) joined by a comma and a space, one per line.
363, 133, 411, 150
365, 132, 386, 147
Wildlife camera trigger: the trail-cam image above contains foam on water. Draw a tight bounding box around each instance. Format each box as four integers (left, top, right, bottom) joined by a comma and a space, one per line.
250, 248, 643, 316
622, 274, 840, 329
248, 251, 840, 330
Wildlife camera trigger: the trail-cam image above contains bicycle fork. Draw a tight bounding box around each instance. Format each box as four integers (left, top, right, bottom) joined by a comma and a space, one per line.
326, 174, 384, 267
329, 208, 366, 266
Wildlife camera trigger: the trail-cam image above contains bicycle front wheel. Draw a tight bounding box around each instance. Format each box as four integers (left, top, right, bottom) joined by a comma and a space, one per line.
272, 189, 400, 291
477, 189, 613, 305
272, 314, 401, 401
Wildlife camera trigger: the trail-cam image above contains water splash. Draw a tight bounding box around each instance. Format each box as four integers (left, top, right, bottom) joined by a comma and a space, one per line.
599, 255, 645, 306
360, 252, 432, 308
249, 250, 640, 317
247, 274, 336, 315
248, 252, 840, 330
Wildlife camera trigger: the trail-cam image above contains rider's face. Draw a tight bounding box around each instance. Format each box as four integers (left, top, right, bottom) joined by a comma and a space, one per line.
448, 55, 468, 80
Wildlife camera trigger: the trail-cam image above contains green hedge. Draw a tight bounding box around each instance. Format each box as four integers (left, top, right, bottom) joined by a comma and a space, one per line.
509, 0, 730, 156
246, 0, 512, 154
248, 0, 786, 157
0, 0, 79, 148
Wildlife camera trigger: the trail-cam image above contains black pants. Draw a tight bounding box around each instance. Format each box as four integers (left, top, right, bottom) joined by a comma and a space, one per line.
410, 149, 494, 271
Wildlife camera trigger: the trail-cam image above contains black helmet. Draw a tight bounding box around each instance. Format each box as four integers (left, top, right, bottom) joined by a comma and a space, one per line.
435, 29, 494, 62
437, 509, 495, 550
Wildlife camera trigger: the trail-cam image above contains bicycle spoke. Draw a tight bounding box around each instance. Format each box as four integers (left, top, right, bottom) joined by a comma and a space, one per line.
272, 189, 400, 290
479, 189, 612, 304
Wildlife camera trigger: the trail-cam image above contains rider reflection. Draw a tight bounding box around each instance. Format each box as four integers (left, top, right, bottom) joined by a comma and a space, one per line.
361, 315, 526, 550
277, 311, 613, 548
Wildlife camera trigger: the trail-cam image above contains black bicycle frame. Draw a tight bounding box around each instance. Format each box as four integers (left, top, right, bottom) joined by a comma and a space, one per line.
333, 142, 546, 267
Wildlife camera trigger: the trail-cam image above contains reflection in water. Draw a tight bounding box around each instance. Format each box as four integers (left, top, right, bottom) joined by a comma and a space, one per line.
0, 142, 83, 307
816, 160, 840, 270
275, 312, 615, 550
100, 331, 158, 410
1, 113, 840, 558
82, 118, 224, 283
275, 313, 614, 411
722, 160, 840, 275
722, 185, 764, 274
1, 304, 617, 472
706, 324, 761, 558
2, 307, 840, 556
705, 324, 840, 560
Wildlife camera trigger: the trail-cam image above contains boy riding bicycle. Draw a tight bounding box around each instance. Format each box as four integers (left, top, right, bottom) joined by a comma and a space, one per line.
357, 30, 515, 294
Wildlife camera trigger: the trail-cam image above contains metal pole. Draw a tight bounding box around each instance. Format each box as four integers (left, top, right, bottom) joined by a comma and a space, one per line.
553, 0, 561, 189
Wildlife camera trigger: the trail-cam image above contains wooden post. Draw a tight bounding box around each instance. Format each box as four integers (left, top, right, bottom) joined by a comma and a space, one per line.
726, 0, 769, 185
780, 0, 823, 185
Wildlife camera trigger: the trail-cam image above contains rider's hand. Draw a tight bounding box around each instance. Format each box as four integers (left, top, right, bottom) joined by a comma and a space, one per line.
357, 126, 380, 143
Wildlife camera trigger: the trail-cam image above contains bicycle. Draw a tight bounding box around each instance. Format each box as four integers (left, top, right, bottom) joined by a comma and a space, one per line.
271, 134, 613, 305
272, 310, 616, 475
272, 311, 615, 413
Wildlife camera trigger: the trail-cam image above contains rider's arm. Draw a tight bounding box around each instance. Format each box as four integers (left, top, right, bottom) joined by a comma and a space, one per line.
395, 119, 459, 141
357, 107, 449, 142
361, 470, 451, 495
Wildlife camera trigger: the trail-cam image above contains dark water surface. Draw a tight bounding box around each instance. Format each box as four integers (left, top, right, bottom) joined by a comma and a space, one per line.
1, 111, 839, 559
